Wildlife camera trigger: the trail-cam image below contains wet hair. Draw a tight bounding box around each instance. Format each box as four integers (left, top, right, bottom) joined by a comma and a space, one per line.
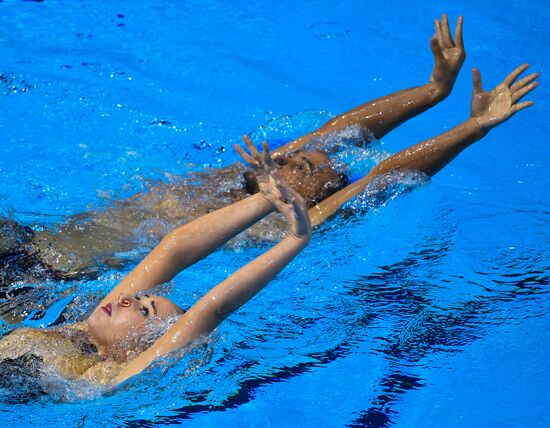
242, 157, 350, 205
243, 170, 260, 195
310, 171, 350, 205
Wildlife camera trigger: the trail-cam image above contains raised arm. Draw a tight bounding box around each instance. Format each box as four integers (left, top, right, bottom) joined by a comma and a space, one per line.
275, 14, 465, 154
111, 151, 311, 385
97, 177, 276, 308
309, 63, 539, 226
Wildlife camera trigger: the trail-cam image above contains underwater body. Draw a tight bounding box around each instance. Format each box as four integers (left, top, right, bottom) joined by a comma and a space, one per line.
0, 0, 549, 427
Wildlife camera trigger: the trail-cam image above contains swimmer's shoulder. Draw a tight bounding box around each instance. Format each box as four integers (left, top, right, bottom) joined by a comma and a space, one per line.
42, 353, 101, 380
78, 359, 123, 385
0, 326, 83, 361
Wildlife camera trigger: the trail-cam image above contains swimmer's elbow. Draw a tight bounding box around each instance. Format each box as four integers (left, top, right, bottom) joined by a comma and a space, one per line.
213, 305, 232, 322
159, 229, 195, 265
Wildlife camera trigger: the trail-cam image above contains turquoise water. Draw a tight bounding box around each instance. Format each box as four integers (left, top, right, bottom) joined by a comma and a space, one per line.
0, 0, 548, 426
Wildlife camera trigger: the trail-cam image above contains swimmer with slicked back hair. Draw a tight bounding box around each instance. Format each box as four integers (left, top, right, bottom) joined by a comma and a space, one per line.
1, 14, 539, 307
1, 14, 473, 283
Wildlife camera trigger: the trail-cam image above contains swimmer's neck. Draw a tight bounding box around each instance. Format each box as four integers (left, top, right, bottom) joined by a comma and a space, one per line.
72, 321, 135, 362
56, 322, 114, 359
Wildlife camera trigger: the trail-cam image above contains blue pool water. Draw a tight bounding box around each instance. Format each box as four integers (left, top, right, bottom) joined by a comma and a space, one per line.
1, 0, 549, 426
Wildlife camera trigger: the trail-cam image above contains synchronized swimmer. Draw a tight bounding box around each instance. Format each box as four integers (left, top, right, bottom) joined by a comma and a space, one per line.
0, 14, 538, 387
3, 14, 473, 282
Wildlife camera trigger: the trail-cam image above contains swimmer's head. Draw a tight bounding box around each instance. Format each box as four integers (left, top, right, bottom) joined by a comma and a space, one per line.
244, 150, 348, 206
86, 293, 184, 359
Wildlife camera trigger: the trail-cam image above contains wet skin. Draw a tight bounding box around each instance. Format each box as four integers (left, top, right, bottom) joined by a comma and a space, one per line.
246, 150, 342, 205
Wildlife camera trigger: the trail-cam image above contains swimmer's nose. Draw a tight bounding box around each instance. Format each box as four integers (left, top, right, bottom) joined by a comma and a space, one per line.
117, 293, 132, 308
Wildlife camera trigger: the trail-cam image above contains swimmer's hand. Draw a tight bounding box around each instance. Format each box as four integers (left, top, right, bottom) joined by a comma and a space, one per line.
234, 136, 310, 239
270, 174, 311, 240
429, 14, 465, 97
235, 135, 280, 205
470, 64, 539, 133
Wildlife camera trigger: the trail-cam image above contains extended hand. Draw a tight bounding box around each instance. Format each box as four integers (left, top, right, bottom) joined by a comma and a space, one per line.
471, 64, 539, 133
234, 136, 310, 238
270, 176, 311, 239
429, 14, 465, 96
235, 135, 281, 205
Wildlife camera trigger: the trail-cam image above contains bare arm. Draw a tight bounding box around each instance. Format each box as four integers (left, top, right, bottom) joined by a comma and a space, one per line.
99, 135, 298, 308
275, 14, 466, 154
111, 156, 311, 385
97, 192, 275, 308
309, 64, 539, 226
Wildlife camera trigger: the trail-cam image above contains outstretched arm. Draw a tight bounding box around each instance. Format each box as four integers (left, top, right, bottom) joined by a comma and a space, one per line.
309, 63, 539, 226
111, 155, 311, 385
276, 14, 465, 153
97, 175, 276, 307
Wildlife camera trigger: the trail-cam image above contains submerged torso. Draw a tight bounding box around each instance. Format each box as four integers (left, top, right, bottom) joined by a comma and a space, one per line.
29, 164, 254, 277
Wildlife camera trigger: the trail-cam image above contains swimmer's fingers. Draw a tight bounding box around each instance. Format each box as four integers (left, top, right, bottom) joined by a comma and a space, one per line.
434, 18, 445, 50
454, 16, 464, 50
472, 67, 484, 95
261, 141, 277, 169
242, 135, 262, 161
430, 14, 465, 92
272, 175, 295, 203
234, 144, 257, 167
279, 183, 310, 238
510, 72, 539, 94
503, 63, 530, 87
242, 134, 254, 148
471, 64, 537, 132
511, 101, 535, 115
440, 14, 454, 48
261, 174, 284, 203
270, 177, 310, 237
273, 177, 307, 216
430, 36, 444, 66
510, 73, 540, 94
511, 81, 538, 104
288, 189, 308, 220
268, 175, 297, 208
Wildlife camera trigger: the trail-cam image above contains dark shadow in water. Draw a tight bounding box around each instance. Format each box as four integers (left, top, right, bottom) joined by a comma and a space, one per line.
124, 341, 354, 427
345, 249, 549, 427
347, 373, 425, 428
0, 218, 63, 292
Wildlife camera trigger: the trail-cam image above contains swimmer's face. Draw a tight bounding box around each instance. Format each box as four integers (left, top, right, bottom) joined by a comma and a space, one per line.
87, 294, 183, 352
245, 150, 343, 205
